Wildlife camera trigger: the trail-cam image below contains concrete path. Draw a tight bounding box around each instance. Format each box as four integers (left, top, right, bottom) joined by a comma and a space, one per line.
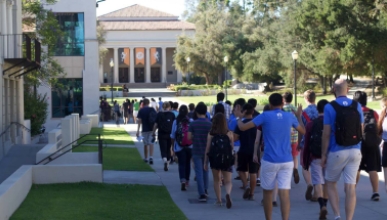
115, 123, 387, 220
103, 170, 163, 186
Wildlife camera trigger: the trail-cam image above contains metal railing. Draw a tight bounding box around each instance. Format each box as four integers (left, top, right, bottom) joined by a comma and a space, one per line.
0, 34, 40, 62
0, 122, 30, 138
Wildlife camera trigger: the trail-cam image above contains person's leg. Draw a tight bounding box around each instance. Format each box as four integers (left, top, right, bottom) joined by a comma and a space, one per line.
144, 145, 148, 160
291, 143, 300, 184
222, 171, 233, 208
193, 155, 205, 197
185, 149, 192, 184
248, 162, 258, 197
176, 150, 187, 189
211, 170, 222, 203
344, 183, 357, 220
278, 189, 290, 220
159, 138, 167, 161
276, 161, 293, 220
384, 167, 387, 192
260, 159, 278, 219
263, 189, 274, 220
166, 137, 172, 162
301, 149, 313, 200
238, 153, 249, 188
368, 171, 379, 194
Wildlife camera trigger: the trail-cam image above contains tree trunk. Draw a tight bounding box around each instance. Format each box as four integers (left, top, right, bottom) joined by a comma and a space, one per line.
204, 73, 210, 85
349, 74, 354, 83
319, 75, 327, 94
33, 84, 37, 99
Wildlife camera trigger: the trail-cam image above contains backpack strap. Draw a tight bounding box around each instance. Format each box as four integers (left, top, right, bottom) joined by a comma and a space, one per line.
302, 111, 311, 123
330, 100, 340, 112
350, 100, 358, 109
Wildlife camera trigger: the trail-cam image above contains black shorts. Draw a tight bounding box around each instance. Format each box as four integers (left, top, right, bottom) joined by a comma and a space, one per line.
383, 142, 387, 168
359, 141, 382, 172
237, 152, 259, 174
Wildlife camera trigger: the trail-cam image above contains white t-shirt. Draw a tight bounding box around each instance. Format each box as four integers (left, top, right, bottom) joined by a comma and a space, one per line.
150, 101, 158, 111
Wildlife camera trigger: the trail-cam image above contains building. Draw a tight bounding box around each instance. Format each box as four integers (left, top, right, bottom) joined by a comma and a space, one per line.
98, 4, 195, 88
38, 0, 99, 130
0, 0, 41, 160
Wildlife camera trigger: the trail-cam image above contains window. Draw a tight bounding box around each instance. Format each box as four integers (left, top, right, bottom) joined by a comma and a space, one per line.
54, 13, 85, 56
52, 78, 83, 118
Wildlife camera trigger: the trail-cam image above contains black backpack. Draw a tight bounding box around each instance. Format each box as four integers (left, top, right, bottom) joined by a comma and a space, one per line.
158, 112, 175, 134
330, 100, 362, 146
148, 108, 157, 128
209, 134, 234, 169
363, 109, 382, 147
309, 117, 324, 157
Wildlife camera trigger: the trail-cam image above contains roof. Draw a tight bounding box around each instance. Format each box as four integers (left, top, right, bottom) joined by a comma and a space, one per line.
98, 4, 178, 19
99, 21, 195, 31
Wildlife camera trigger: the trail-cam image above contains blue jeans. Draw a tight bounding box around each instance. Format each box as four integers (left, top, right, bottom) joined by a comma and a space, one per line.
193, 155, 209, 196
176, 148, 192, 183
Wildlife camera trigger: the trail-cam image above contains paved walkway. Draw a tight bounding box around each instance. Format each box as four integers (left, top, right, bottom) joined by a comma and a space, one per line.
107, 123, 387, 220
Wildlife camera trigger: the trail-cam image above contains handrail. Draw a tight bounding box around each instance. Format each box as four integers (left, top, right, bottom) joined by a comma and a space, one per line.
0, 122, 30, 138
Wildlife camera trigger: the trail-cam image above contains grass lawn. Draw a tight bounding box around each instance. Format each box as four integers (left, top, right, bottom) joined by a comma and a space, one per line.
11, 183, 186, 220
73, 146, 153, 171
78, 127, 134, 145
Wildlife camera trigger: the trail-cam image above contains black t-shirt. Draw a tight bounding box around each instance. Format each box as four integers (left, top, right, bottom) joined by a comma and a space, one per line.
234, 118, 257, 155
156, 111, 175, 136
253, 110, 260, 118
137, 107, 154, 132
123, 102, 129, 112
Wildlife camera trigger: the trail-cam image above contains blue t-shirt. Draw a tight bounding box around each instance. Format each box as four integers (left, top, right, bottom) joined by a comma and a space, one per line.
170, 120, 192, 152
228, 114, 241, 147
252, 109, 299, 163
323, 97, 364, 152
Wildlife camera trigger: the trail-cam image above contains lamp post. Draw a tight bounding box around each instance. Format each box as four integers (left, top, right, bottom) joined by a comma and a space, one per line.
224, 56, 229, 100
372, 59, 375, 99
292, 50, 298, 106
109, 58, 114, 104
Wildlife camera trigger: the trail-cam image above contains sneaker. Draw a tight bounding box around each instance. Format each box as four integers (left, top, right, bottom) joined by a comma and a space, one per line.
226, 194, 232, 209
143, 159, 148, 163
205, 189, 208, 197
319, 206, 328, 220
199, 195, 207, 202
371, 193, 380, 201
305, 184, 313, 201
243, 187, 251, 199
256, 179, 261, 186
164, 162, 168, 171
181, 183, 186, 191
293, 168, 300, 184
149, 158, 153, 165
273, 201, 278, 207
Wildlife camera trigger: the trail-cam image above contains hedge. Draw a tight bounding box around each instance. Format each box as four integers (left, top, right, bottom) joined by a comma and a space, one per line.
100, 87, 123, 91
171, 84, 222, 91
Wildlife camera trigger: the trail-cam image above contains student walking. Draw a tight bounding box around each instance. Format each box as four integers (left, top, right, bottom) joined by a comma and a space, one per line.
378, 97, 387, 193
204, 113, 234, 208
113, 100, 121, 125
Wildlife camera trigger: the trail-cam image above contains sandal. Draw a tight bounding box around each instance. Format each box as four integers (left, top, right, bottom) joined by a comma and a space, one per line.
214, 201, 223, 206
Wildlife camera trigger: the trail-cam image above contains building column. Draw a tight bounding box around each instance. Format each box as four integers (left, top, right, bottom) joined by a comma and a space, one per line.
162, 47, 167, 83
0, 67, 3, 148
1, 0, 8, 54
99, 63, 103, 84
113, 48, 119, 83
130, 47, 135, 83
146, 47, 151, 83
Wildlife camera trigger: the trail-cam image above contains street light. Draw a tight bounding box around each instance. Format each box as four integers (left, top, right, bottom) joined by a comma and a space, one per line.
224, 56, 229, 100
292, 50, 298, 106
372, 59, 375, 99
109, 58, 114, 104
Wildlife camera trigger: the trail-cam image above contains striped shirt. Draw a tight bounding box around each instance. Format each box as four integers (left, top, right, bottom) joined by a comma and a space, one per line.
188, 118, 212, 156
211, 101, 231, 120
283, 104, 298, 144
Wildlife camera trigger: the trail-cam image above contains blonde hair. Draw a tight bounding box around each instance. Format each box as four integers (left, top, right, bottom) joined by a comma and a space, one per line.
377, 97, 387, 135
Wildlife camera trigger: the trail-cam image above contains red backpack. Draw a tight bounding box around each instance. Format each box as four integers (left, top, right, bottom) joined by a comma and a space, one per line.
175, 117, 192, 147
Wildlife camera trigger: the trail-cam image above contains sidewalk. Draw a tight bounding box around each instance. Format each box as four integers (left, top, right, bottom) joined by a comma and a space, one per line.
118, 123, 387, 220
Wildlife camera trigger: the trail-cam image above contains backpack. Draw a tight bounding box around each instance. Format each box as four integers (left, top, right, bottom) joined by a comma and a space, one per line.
175, 118, 192, 147
330, 100, 362, 146
363, 109, 382, 147
209, 134, 234, 169
309, 117, 323, 157
148, 108, 157, 128
158, 112, 175, 134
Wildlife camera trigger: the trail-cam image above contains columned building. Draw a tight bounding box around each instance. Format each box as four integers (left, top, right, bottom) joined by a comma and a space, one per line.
98, 4, 195, 88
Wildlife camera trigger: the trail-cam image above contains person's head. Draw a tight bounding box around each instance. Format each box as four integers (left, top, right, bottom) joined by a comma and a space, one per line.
162, 101, 171, 111
263, 104, 271, 112
233, 98, 246, 114
248, 98, 258, 108
188, 103, 195, 112
151, 98, 155, 102
353, 91, 367, 107
317, 99, 329, 114
126, 99, 129, 102
303, 90, 316, 104
169, 101, 173, 107
210, 113, 228, 135
100, 96, 103, 100
142, 96, 145, 99
177, 105, 188, 121
159, 97, 162, 101
332, 79, 348, 97
242, 103, 254, 117
114, 100, 117, 104
225, 100, 232, 106
131, 99, 134, 103
282, 92, 293, 104
217, 92, 225, 102
103, 97, 106, 101
381, 97, 387, 110
173, 102, 179, 110
143, 98, 150, 106
195, 102, 207, 116
214, 103, 225, 115
269, 93, 284, 108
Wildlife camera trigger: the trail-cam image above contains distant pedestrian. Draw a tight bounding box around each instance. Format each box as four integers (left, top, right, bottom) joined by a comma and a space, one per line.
248, 98, 260, 118
211, 92, 231, 120
378, 97, 387, 193
158, 97, 164, 112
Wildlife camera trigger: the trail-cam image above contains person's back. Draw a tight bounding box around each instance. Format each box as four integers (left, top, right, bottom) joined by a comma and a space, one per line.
189, 117, 212, 156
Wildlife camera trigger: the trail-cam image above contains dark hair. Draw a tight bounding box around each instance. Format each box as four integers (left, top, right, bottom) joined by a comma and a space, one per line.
317, 99, 329, 113
159, 97, 162, 101
142, 96, 145, 99
143, 98, 150, 105
217, 92, 225, 101
195, 102, 207, 115
173, 102, 179, 110
269, 93, 283, 106
131, 100, 134, 103
233, 98, 246, 109
214, 103, 225, 115
353, 91, 367, 106
283, 92, 293, 103
176, 105, 188, 122
225, 100, 232, 106
151, 98, 155, 102
263, 104, 271, 112
304, 90, 316, 103
210, 113, 228, 135
248, 98, 258, 108
242, 103, 254, 115
189, 103, 195, 111
169, 101, 174, 108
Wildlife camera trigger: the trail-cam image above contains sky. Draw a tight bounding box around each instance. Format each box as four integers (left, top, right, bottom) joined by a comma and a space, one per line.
96, 0, 187, 17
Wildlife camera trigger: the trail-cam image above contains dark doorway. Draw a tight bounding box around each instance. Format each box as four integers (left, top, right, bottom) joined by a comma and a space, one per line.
151, 67, 161, 82
135, 68, 145, 83
119, 68, 129, 83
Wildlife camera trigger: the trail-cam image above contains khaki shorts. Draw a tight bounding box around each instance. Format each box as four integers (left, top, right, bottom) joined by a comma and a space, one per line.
261, 160, 294, 190
325, 149, 361, 184
311, 159, 325, 185
142, 132, 153, 146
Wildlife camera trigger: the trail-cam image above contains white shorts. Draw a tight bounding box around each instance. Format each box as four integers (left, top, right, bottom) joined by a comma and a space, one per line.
133, 110, 138, 117
260, 160, 294, 190
311, 159, 325, 185
325, 148, 361, 184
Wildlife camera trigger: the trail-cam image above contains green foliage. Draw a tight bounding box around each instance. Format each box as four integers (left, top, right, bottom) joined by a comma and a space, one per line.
24, 88, 48, 136
258, 98, 269, 106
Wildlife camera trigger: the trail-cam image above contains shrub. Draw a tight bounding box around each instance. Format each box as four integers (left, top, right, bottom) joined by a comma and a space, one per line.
172, 84, 221, 91
258, 98, 269, 106
24, 89, 48, 136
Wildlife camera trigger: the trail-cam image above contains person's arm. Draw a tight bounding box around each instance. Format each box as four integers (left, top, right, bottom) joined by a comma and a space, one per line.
321, 124, 331, 167
228, 131, 234, 151
237, 119, 256, 131
136, 119, 142, 137
152, 123, 158, 136
253, 129, 262, 163
204, 134, 213, 171
233, 133, 240, 142
294, 104, 306, 135
188, 123, 193, 141
302, 122, 312, 170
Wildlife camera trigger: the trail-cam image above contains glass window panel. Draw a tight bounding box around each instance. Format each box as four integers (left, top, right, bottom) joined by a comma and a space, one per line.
54, 13, 85, 56
51, 78, 83, 118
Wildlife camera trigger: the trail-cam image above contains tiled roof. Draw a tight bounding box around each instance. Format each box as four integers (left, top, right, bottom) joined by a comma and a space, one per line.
99, 21, 195, 31
98, 4, 177, 19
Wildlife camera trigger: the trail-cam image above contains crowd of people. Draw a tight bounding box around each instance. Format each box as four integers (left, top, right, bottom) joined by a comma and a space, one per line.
130, 79, 387, 220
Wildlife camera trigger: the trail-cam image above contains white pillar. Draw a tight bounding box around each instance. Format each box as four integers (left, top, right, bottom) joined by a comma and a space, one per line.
72, 113, 80, 140
113, 48, 119, 83
99, 63, 103, 84
130, 47, 135, 83
61, 118, 72, 152
7, 2, 13, 58
1, 0, 8, 54
162, 47, 167, 83
146, 47, 151, 83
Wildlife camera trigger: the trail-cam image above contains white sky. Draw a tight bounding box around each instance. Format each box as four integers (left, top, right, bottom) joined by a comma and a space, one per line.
96, 0, 186, 17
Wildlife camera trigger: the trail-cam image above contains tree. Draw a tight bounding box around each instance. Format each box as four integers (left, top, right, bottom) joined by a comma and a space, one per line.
97, 21, 107, 65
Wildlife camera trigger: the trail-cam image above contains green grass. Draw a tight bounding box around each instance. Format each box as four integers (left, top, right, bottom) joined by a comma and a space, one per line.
11, 183, 186, 220
73, 146, 153, 171
78, 127, 134, 145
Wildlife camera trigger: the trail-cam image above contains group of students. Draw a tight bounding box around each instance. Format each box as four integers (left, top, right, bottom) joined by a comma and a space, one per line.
135, 79, 387, 220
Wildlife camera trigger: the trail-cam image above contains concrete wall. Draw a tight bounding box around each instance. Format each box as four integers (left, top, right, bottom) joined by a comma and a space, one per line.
105, 30, 195, 43
47, 152, 99, 165
54, 57, 85, 78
